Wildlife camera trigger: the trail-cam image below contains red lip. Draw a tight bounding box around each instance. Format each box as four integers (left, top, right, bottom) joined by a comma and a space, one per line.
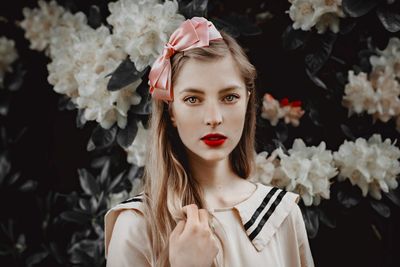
201, 133, 227, 147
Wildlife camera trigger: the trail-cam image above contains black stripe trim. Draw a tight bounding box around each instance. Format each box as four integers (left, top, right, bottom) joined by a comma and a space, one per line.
244, 187, 279, 230
248, 190, 287, 241
120, 195, 143, 204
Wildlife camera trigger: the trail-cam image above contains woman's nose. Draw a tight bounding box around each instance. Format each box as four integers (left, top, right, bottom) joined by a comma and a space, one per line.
204, 101, 223, 127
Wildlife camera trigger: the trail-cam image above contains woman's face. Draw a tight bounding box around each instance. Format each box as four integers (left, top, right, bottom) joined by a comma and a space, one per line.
169, 54, 249, 163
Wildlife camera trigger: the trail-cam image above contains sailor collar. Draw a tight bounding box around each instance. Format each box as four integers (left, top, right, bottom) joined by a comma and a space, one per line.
208, 182, 300, 252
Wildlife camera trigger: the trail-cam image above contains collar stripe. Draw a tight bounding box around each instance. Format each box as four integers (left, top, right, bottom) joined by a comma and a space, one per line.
248, 190, 287, 241
120, 194, 143, 204
244, 187, 279, 230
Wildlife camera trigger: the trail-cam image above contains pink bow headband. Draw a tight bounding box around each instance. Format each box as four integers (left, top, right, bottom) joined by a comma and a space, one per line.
148, 17, 223, 102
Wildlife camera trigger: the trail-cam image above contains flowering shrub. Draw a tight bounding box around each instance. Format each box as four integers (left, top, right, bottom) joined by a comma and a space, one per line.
253, 139, 337, 206
334, 134, 400, 200
342, 38, 400, 132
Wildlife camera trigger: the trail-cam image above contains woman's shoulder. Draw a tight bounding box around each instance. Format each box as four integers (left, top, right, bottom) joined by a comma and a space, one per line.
104, 193, 147, 258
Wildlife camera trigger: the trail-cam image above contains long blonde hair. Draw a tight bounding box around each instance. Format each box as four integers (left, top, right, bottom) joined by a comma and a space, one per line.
142, 30, 257, 266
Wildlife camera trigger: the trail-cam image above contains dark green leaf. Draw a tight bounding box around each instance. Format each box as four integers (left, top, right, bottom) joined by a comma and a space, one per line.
108, 171, 125, 193
7, 63, 26, 92
89, 124, 117, 149
0, 93, 10, 116
384, 189, 400, 207
301, 206, 319, 239
91, 156, 109, 170
275, 121, 288, 143
126, 164, 142, 184
0, 155, 11, 185
305, 32, 337, 75
305, 68, 328, 90
107, 58, 148, 91
88, 5, 102, 29
90, 196, 98, 214
370, 199, 391, 218
76, 109, 85, 129
179, 0, 209, 18
58, 95, 76, 111
337, 190, 361, 208
377, 6, 400, 32
318, 208, 336, 228
79, 198, 91, 212
210, 18, 240, 38
60, 210, 92, 224
18, 180, 38, 192
340, 124, 356, 140
70, 249, 93, 265
339, 18, 357, 35
308, 106, 323, 127
48, 242, 67, 264
7, 172, 21, 186
342, 0, 380, 17
129, 81, 152, 115
99, 159, 110, 185
26, 251, 49, 267
282, 25, 308, 50
78, 169, 100, 195
116, 117, 139, 148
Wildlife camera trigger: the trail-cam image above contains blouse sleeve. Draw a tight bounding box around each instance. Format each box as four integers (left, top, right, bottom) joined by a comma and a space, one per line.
105, 199, 152, 267
292, 203, 315, 267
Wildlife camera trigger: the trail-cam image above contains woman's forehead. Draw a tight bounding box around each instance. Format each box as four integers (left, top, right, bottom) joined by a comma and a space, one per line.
173, 55, 245, 94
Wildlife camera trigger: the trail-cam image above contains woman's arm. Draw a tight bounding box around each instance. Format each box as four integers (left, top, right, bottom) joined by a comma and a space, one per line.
106, 209, 152, 267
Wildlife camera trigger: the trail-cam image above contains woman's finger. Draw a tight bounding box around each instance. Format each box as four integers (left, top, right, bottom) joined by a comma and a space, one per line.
198, 209, 210, 228
170, 220, 186, 238
182, 204, 199, 226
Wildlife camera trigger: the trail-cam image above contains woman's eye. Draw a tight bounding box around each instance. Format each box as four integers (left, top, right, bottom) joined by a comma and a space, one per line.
224, 94, 239, 102
184, 96, 198, 104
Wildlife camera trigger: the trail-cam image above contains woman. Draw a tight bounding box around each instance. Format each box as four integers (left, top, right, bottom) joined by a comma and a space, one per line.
104, 17, 314, 267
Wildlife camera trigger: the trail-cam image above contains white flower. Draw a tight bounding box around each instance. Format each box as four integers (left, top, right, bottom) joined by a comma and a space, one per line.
342, 70, 400, 123
275, 139, 337, 206
261, 94, 283, 126
46, 12, 90, 97
19, 0, 66, 52
370, 37, 400, 79
107, 0, 185, 71
253, 151, 278, 185
287, 0, 345, 34
47, 20, 142, 128
333, 134, 400, 200
369, 69, 400, 122
69, 26, 142, 129
342, 71, 377, 115
261, 94, 305, 127
125, 120, 148, 167
0, 37, 18, 88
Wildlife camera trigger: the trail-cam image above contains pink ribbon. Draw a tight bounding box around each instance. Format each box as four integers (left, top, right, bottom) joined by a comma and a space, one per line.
148, 17, 223, 102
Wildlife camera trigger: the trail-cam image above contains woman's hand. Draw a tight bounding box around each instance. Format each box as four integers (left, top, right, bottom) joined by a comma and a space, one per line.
169, 204, 219, 267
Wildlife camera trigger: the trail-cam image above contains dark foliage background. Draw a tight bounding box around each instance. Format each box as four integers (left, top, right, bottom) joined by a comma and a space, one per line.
1, 0, 400, 266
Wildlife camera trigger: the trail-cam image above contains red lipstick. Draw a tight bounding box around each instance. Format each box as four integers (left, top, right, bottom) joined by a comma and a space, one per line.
201, 133, 227, 147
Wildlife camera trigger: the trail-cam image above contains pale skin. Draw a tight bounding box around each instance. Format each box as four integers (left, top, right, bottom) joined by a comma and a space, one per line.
168, 54, 257, 267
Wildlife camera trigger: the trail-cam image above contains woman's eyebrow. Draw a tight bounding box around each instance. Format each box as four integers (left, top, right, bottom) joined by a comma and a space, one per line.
179, 86, 244, 95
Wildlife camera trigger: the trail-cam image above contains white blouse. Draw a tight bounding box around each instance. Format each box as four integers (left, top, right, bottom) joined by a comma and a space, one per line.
104, 182, 315, 267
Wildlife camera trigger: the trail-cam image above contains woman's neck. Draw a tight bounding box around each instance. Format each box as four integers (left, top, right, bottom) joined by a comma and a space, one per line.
187, 153, 256, 209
